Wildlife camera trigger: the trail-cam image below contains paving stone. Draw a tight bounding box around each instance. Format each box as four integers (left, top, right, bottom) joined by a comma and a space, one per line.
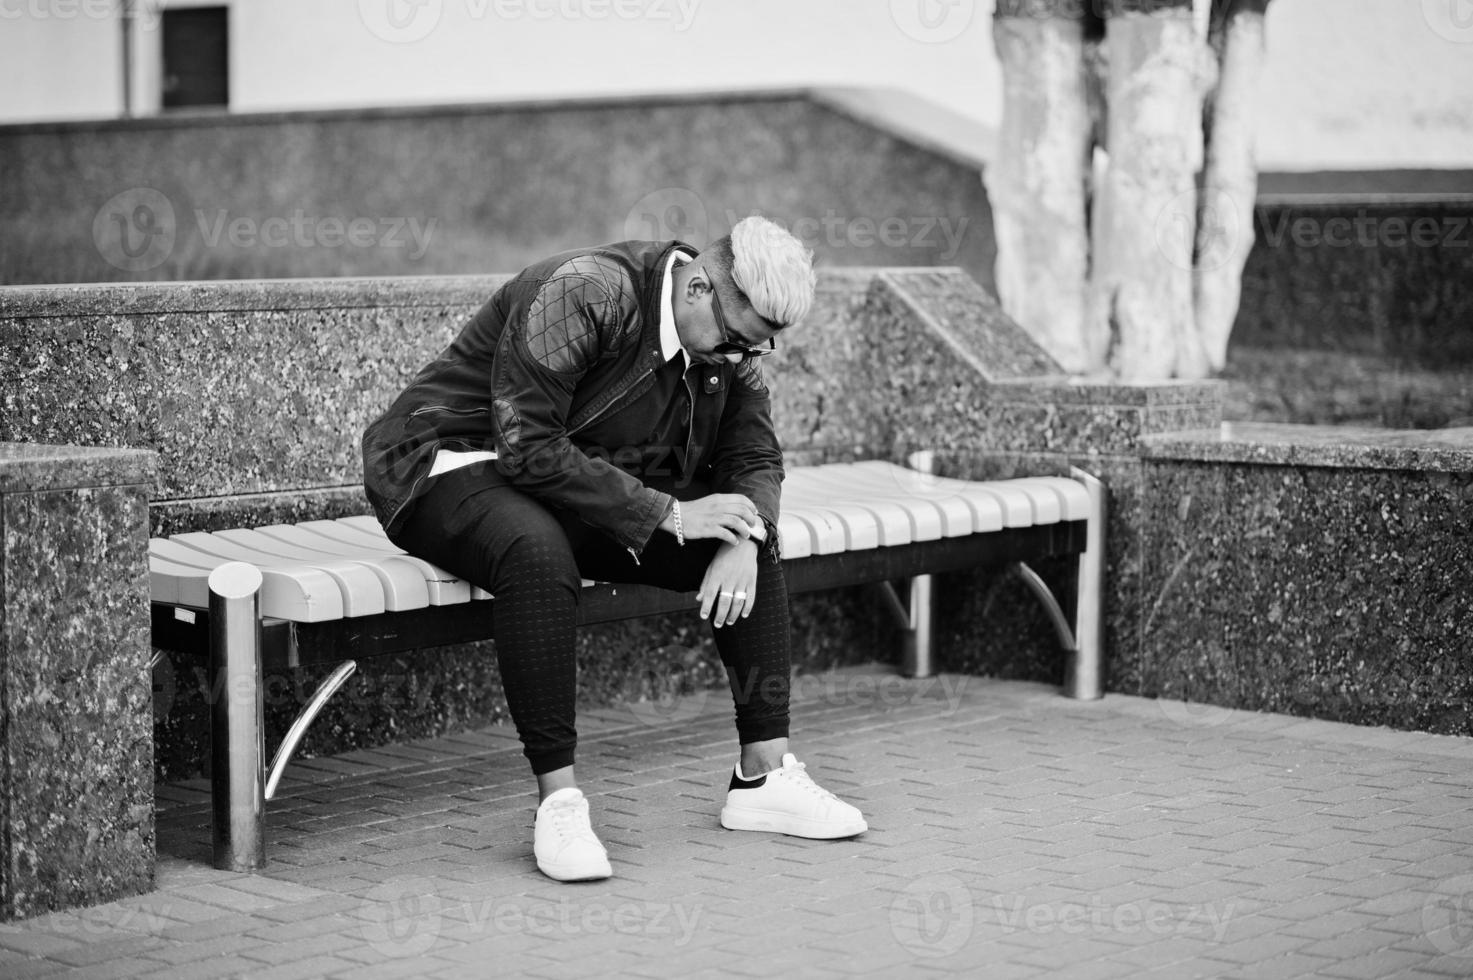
14, 675, 1473, 977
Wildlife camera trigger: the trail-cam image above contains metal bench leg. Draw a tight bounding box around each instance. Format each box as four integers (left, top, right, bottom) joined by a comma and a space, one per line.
208, 562, 266, 872
1066, 468, 1106, 700
903, 573, 935, 678
876, 574, 936, 679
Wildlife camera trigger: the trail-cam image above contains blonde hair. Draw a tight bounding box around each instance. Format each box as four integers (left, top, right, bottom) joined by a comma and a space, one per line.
708, 216, 817, 329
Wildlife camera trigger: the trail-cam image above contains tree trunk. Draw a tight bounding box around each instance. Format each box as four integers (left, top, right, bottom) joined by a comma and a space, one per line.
1196, 0, 1270, 372
1090, 1, 1211, 380
984, 7, 1096, 373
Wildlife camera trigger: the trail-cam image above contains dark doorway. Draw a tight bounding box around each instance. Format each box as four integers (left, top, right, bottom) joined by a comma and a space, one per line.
162, 7, 229, 110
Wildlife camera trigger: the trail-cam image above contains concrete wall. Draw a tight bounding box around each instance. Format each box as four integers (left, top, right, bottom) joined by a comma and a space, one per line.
4, 0, 1471, 172
0, 92, 995, 287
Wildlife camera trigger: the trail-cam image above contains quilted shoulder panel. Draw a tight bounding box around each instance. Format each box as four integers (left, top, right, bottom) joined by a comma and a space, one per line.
523, 255, 635, 374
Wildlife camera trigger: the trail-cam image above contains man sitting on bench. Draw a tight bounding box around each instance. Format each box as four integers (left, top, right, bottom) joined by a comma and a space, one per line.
362, 216, 866, 882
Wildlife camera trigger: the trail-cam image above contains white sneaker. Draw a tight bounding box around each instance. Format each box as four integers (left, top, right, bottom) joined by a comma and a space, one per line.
719, 753, 868, 839
533, 788, 612, 881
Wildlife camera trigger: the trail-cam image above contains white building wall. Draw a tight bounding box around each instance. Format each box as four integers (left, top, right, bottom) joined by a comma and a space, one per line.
1, 0, 1470, 171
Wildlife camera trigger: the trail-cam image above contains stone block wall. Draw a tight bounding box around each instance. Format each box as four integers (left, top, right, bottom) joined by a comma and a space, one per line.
0, 444, 157, 920
1140, 423, 1473, 735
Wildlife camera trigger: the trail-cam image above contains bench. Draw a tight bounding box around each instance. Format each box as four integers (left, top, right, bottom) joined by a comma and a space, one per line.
148, 458, 1105, 870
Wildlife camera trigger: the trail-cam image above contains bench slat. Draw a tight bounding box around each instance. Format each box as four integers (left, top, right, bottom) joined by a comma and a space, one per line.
775, 513, 815, 559
254, 523, 473, 606
783, 470, 917, 546
835, 462, 999, 535
211, 528, 431, 612
781, 505, 856, 555
149, 539, 346, 621
167, 533, 385, 618
1010, 477, 1093, 522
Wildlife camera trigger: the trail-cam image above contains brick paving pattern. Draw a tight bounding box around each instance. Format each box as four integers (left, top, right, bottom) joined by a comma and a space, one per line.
5, 666, 1473, 978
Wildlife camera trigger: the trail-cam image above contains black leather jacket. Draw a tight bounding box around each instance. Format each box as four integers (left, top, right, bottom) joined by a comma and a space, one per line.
361, 239, 783, 556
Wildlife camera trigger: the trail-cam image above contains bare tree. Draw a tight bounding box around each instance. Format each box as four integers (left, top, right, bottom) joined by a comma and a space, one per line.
984, 0, 1272, 380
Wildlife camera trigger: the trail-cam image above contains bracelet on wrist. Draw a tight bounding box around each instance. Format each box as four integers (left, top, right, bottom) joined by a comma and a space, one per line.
671, 499, 685, 546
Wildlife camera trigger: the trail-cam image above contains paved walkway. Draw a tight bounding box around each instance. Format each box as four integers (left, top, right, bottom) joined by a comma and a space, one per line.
5, 665, 1473, 979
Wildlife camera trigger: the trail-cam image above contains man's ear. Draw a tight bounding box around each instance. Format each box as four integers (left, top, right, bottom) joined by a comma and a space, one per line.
684, 263, 713, 301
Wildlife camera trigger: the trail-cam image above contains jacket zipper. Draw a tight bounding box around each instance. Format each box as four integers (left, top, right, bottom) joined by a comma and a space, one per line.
568, 359, 657, 436
386, 405, 491, 530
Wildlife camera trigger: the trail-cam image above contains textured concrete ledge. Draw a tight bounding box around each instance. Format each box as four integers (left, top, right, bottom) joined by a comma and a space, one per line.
1142, 421, 1473, 472
0, 442, 157, 493
0, 275, 509, 319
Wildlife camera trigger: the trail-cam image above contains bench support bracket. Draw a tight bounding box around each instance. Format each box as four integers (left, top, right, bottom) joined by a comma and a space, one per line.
266, 660, 359, 801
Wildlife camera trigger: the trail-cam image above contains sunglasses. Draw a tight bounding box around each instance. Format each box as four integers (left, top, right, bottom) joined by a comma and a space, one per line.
709, 285, 777, 359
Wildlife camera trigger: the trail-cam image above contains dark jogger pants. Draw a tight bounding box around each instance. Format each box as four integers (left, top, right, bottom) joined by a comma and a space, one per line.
389, 465, 792, 774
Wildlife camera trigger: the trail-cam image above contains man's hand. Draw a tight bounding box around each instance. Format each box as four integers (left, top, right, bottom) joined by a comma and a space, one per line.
662, 493, 759, 546
698, 538, 759, 627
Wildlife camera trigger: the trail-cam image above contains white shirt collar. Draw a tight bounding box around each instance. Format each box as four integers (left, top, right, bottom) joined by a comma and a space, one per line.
659, 249, 696, 367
